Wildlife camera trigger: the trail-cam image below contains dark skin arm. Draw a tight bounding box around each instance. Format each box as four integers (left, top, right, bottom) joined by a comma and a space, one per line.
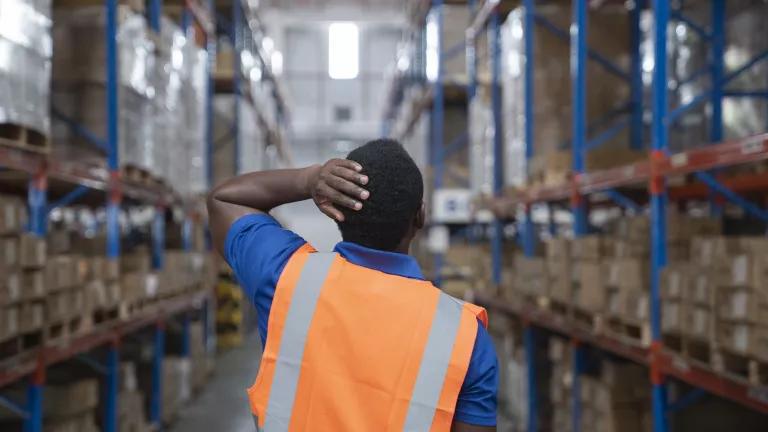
206, 159, 369, 256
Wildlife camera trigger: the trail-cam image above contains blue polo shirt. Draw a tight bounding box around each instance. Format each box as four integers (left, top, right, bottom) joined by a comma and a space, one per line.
225, 214, 498, 427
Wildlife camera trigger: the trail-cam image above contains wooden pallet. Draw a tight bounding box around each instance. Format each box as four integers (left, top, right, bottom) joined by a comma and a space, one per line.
711, 347, 768, 387
92, 305, 125, 326
663, 332, 712, 366
121, 164, 153, 185
0, 123, 50, 154
546, 298, 572, 321
573, 308, 604, 334
605, 317, 651, 348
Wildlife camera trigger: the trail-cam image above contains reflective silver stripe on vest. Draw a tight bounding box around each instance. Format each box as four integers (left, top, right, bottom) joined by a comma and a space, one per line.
402, 293, 463, 431
263, 253, 336, 431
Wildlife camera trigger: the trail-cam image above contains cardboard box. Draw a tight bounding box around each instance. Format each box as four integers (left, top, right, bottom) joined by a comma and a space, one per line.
46, 290, 70, 323
0, 306, 18, 340
0, 196, 25, 234
690, 236, 742, 267
716, 322, 768, 360
0, 236, 19, 269
689, 272, 724, 306
3, 272, 21, 305
612, 240, 649, 259
576, 262, 606, 312
716, 286, 768, 323
662, 301, 686, 334
45, 255, 78, 292
661, 265, 692, 300
21, 270, 45, 301
44, 379, 99, 418
121, 250, 151, 274
687, 306, 712, 340
572, 236, 612, 260
729, 254, 768, 287
19, 301, 44, 333
625, 292, 649, 324
546, 238, 572, 261
19, 234, 46, 268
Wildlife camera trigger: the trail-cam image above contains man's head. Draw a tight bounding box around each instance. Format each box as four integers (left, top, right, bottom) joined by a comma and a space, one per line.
338, 139, 425, 252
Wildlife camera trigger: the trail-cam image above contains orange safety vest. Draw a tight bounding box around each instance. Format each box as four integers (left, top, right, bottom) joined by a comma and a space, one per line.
247, 244, 489, 431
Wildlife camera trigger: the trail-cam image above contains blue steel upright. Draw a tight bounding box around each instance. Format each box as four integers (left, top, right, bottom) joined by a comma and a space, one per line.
148, 0, 162, 31
571, 0, 588, 237
232, 0, 242, 176
106, 0, 121, 260
522, 0, 536, 257
629, 0, 644, 150
152, 206, 166, 270
206, 0, 215, 189
151, 323, 166, 427
570, 2, 588, 431
104, 342, 120, 432
23, 372, 42, 432
431, 0, 445, 286
490, 11, 504, 287
710, 0, 725, 144
650, 1, 670, 432
523, 2, 538, 431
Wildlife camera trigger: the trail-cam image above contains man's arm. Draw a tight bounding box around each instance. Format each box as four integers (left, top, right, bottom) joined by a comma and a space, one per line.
452, 422, 496, 432
206, 159, 369, 255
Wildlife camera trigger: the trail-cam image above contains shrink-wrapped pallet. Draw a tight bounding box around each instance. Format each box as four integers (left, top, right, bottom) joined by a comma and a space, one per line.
0, 0, 52, 138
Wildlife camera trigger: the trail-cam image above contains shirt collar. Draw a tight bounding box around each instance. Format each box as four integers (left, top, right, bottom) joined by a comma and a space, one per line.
333, 241, 425, 281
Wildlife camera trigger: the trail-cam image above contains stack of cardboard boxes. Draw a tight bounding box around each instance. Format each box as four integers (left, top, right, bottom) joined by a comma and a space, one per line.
549, 338, 652, 432
119, 362, 150, 432
662, 236, 768, 369
43, 379, 100, 432
580, 361, 652, 432
509, 253, 548, 308
1, 195, 45, 342
548, 338, 572, 431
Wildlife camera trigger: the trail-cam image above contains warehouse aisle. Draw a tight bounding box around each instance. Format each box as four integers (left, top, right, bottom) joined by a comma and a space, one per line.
171, 334, 263, 432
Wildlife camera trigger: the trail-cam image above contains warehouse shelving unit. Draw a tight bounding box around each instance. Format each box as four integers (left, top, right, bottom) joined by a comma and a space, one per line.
383, 0, 768, 431
0, 1, 290, 431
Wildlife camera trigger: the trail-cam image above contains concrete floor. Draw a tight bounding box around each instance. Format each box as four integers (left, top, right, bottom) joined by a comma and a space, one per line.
170, 334, 262, 432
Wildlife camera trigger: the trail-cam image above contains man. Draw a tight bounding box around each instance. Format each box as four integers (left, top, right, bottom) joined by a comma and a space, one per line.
208, 139, 498, 432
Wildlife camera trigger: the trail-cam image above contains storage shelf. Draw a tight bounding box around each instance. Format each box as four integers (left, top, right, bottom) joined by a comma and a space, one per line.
0, 146, 181, 206
472, 293, 768, 415
501, 133, 768, 207
0, 290, 210, 389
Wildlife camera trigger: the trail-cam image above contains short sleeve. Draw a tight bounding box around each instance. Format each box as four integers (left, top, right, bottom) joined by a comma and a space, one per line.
224, 214, 307, 342
454, 321, 499, 426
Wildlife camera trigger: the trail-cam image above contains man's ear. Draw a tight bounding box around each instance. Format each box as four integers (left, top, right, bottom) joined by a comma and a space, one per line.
415, 201, 426, 229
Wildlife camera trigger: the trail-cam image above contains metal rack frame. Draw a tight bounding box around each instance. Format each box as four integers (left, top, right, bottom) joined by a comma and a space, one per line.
383, 1, 768, 431
0, 2, 223, 431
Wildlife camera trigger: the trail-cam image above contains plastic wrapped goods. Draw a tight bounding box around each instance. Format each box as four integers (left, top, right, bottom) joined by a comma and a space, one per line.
469, 91, 495, 197
501, 4, 631, 187
182, 42, 208, 197
641, 0, 768, 151
51, 6, 154, 167
0, 0, 52, 136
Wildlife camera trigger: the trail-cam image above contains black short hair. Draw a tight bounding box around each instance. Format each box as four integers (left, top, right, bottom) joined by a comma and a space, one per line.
338, 139, 424, 251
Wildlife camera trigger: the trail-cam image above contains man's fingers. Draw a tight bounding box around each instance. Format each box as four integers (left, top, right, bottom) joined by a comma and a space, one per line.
319, 184, 362, 211
333, 159, 363, 173
319, 203, 345, 222
326, 175, 369, 200
332, 166, 368, 186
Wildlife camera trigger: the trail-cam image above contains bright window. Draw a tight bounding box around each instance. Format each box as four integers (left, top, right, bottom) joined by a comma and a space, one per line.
328, 22, 359, 80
